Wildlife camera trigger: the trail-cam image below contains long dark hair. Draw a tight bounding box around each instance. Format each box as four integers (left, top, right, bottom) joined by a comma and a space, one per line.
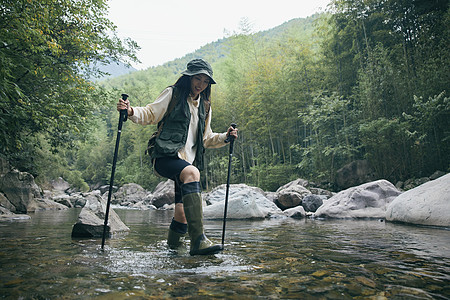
172, 75, 212, 103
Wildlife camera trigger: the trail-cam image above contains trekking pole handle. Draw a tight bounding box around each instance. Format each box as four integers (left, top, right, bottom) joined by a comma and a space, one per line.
121, 93, 129, 122
224, 123, 237, 143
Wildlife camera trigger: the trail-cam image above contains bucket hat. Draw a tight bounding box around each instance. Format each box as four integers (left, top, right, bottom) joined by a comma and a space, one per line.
181, 58, 216, 84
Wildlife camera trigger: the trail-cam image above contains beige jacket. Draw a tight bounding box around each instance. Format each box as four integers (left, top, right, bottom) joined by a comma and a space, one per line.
129, 87, 227, 164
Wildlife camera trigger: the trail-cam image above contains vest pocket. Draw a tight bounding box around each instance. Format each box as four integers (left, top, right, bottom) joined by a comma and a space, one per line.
159, 131, 183, 142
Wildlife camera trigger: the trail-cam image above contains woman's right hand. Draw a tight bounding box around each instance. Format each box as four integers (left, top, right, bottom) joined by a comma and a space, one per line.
116, 98, 133, 116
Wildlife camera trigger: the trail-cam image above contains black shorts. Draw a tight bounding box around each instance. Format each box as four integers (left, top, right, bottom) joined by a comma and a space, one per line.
154, 156, 191, 203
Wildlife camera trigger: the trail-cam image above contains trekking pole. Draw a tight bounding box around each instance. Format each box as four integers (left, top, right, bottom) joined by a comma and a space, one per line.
221, 123, 237, 247
101, 93, 128, 250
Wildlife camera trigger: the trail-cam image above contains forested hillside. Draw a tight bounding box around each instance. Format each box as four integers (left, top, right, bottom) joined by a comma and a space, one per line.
2, 0, 448, 192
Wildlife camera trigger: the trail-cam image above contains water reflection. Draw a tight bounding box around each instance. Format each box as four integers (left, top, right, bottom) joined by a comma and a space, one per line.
0, 209, 449, 299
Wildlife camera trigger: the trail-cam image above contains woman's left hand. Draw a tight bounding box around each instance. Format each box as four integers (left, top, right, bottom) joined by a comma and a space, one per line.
227, 126, 238, 139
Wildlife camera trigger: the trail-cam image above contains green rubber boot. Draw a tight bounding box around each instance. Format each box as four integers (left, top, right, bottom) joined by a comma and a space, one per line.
182, 182, 223, 256
167, 218, 187, 250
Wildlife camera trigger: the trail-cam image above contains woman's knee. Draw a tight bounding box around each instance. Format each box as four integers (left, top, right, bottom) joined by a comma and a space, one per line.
179, 165, 200, 183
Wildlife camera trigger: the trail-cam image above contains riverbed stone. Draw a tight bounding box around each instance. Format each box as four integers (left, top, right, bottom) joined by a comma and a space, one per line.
151, 179, 174, 208
0, 169, 43, 213
283, 206, 307, 219
301, 194, 323, 212
67, 193, 87, 208
314, 180, 402, 219
203, 184, 282, 219
51, 194, 73, 208
386, 173, 450, 227
0, 191, 15, 212
275, 185, 311, 210
276, 178, 310, 191
205, 184, 266, 203
50, 177, 70, 193
309, 187, 334, 199
112, 183, 150, 206
27, 198, 68, 212
71, 191, 130, 238
0, 206, 31, 221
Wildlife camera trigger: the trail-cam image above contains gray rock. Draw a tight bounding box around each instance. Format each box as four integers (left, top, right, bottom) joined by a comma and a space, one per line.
276, 178, 309, 192
302, 194, 323, 212
429, 170, 445, 180
395, 181, 404, 190
130, 200, 156, 210
0, 206, 31, 221
71, 192, 129, 238
27, 198, 68, 212
50, 177, 70, 193
402, 177, 431, 191
203, 184, 282, 219
66, 193, 87, 208
112, 183, 150, 206
52, 194, 73, 208
0, 192, 15, 211
205, 183, 266, 204
275, 185, 311, 210
335, 160, 376, 190
161, 203, 175, 210
151, 180, 174, 208
309, 187, 334, 199
283, 206, 307, 219
99, 185, 118, 195
264, 191, 277, 202
386, 173, 450, 227
0, 169, 42, 213
314, 180, 401, 219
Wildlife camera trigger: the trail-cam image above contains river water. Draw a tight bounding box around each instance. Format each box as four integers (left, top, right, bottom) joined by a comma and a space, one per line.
0, 208, 449, 299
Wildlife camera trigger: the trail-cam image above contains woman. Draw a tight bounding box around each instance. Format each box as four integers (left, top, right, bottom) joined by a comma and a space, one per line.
117, 58, 238, 255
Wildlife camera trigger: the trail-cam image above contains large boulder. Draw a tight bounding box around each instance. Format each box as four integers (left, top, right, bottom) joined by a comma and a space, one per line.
314, 180, 402, 219
51, 194, 73, 208
0, 156, 11, 177
283, 206, 307, 219
386, 173, 450, 227
0, 191, 15, 212
71, 191, 129, 238
275, 185, 311, 210
27, 198, 68, 212
203, 184, 282, 219
112, 183, 150, 206
335, 160, 376, 190
0, 169, 42, 213
0, 206, 31, 221
301, 194, 324, 212
50, 177, 70, 193
276, 178, 310, 191
151, 179, 175, 208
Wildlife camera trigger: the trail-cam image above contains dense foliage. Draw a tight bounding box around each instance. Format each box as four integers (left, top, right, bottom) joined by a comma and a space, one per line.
0, 0, 138, 178
2, 0, 448, 192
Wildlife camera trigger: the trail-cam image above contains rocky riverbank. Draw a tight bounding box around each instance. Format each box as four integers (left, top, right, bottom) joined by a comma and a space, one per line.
0, 156, 448, 228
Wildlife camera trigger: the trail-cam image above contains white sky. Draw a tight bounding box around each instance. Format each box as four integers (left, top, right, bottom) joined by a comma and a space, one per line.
107, 0, 331, 70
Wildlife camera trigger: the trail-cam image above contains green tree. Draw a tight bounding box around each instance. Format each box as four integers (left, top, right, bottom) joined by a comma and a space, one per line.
0, 0, 138, 173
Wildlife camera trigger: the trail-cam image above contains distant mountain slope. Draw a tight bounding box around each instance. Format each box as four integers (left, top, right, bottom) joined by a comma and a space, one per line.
102, 14, 321, 87
90, 61, 137, 81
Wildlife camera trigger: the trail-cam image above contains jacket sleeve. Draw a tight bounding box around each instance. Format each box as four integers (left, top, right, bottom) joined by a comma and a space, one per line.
128, 87, 172, 125
203, 106, 228, 149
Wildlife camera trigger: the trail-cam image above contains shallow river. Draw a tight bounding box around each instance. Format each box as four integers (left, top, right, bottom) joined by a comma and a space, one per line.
0, 209, 449, 299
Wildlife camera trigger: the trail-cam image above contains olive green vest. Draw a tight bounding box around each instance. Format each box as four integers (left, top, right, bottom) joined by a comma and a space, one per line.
152, 87, 208, 170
